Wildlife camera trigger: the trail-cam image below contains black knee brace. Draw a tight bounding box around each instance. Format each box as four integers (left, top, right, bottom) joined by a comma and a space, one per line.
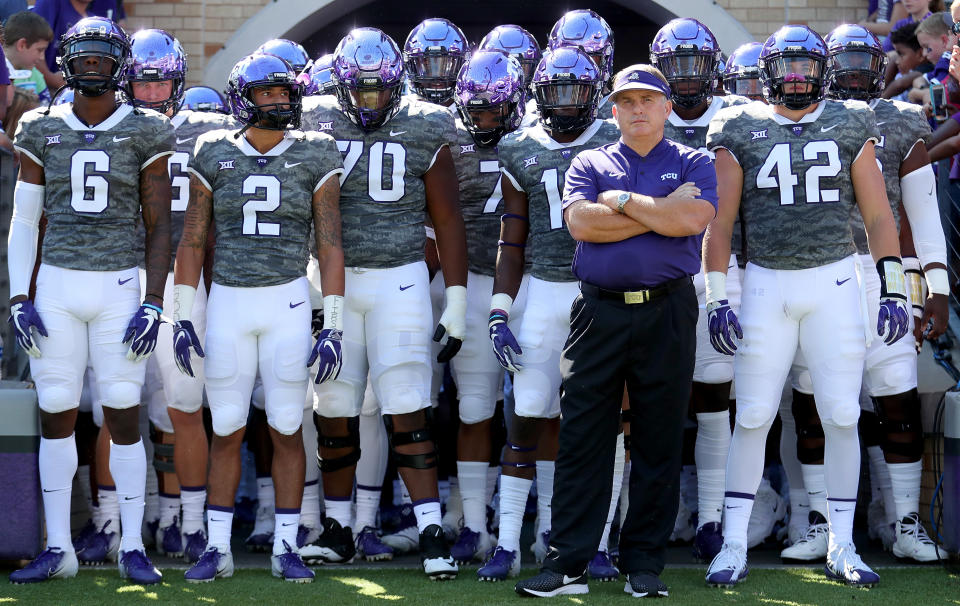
873, 390, 924, 460
314, 413, 361, 472
690, 381, 733, 416
792, 390, 825, 464
385, 412, 437, 470
859, 410, 882, 448
149, 422, 175, 474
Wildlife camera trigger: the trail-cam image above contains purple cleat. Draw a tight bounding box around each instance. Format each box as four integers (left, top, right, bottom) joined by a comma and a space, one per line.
356, 526, 394, 561
271, 541, 315, 583
118, 549, 162, 585
477, 546, 520, 581
693, 521, 724, 562
185, 546, 234, 583
156, 517, 184, 557
9, 547, 79, 584
588, 550, 619, 581
182, 529, 207, 564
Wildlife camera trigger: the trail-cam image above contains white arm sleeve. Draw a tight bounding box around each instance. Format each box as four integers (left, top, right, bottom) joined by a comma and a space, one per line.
7, 182, 45, 298
900, 164, 947, 271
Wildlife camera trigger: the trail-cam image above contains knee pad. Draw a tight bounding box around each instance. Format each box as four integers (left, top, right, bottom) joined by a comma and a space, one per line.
315, 380, 363, 418
38, 385, 80, 414
101, 381, 141, 410
825, 402, 860, 429
859, 410, 882, 448
384, 412, 436, 470
267, 403, 304, 436
696, 361, 734, 385
314, 413, 361, 472
211, 403, 248, 437
379, 385, 428, 416
864, 351, 917, 397
149, 422, 175, 474
458, 395, 496, 424
735, 400, 777, 429
791, 368, 814, 395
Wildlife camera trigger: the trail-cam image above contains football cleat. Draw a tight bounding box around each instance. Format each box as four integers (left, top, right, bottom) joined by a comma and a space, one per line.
77, 520, 119, 565
300, 517, 356, 564
825, 542, 879, 587
184, 546, 234, 583
530, 530, 551, 564
182, 529, 207, 564
9, 547, 79, 584
143, 518, 159, 550
477, 546, 520, 582
244, 503, 275, 553
355, 526, 394, 561
297, 524, 321, 549
624, 572, 669, 597
780, 512, 828, 562
450, 527, 493, 564
118, 549, 162, 585
892, 513, 942, 563
693, 521, 724, 562
705, 542, 748, 587
381, 522, 420, 555
747, 480, 786, 548
441, 507, 463, 543
515, 569, 588, 597
72, 519, 97, 553
587, 550, 619, 582
271, 540, 315, 583
420, 524, 458, 580
156, 517, 184, 558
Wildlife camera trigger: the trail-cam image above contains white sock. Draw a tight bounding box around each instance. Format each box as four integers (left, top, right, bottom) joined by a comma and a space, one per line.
778, 405, 805, 502
110, 440, 148, 553
866, 445, 886, 505
446, 477, 462, 521
413, 499, 442, 533
789, 488, 810, 532
144, 464, 159, 524
257, 476, 275, 512
486, 465, 499, 506
300, 480, 321, 530
496, 475, 532, 553
438, 479, 450, 504
180, 485, 206, 534
159, 493, 180, 527
599, 433, 626, 552
801, 464, 827, 519
97, 485, 119, 529
39, 435, 78, 552
392, 479, 403, 506
888, 460, 922, 520
357, 411, 388, 523
722, 422, 771, 547
273, 509, 300, 554
680, 464, 698, 513
827, 498, 856, 547
822, 422, 860, 506
207, 507, 233, 552
301, 409, 319, 486
535, 461, 554, 536
620, 460, 631, 528
458, 461, 489, 533
77, 464, 93, 512
324, 497, 353, 529
399, 475, 412, 504
722, 494, 754, 547
696, 411, 730, 526
355, 484, 381, 531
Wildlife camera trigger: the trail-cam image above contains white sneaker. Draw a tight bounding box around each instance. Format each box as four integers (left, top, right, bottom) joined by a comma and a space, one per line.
381, 524, 420, 555
825, 542, 879, 586
705, 543, 748, 587
747, 480, 786, 548
780, 514, 828, 562
892, 513, 942, 562
669, 499, 696, 543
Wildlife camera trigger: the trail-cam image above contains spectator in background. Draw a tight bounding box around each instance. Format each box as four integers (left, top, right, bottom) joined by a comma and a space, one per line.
2, 86, 38, 135
3, 11, 54, 104
883, 0, 935, 53
862, 0, 908, 44
0, 45, 9, 151
884, 22, 933, 99
902, 12, 958, 106
0, 0, 27, 23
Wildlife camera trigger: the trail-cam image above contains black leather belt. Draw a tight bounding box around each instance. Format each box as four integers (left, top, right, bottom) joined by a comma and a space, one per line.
580, 276, 691, 304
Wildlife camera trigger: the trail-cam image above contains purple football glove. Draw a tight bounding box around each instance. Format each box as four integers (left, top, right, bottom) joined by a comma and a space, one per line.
123, 303, 162, 362
9, 300, 47, 358
308, 328, 343, 384
488, 311, 522, 372
173, 320, 205, 377
707, 299, 742, 356
877, 296, 910, 346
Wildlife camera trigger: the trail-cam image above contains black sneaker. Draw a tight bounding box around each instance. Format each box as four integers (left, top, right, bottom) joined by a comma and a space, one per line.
624, 572, 668, 598
298, 518, 356, 564
515, 570, 588, 597
419, 524, 458, 580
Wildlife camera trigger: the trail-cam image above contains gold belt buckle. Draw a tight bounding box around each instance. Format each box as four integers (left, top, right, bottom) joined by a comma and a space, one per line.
623, 290, 649, 304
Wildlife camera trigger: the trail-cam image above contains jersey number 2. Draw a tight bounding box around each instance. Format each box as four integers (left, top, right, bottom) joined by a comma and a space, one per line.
242, 175, 281, 236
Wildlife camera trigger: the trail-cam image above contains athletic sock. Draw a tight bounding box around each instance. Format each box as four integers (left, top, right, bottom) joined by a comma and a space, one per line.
354, 484, 381, 531
256, 476, 275, 514
40, 435, 78, 552
159, 493, 180, 527
888, 460, 923, 521
207, 506, 233, 552
696, 411, 731, 526
300, 479, 321, 531
497, 475, 532, 553
144, 464, 160, 526
535, 460, 554, 536
413, 498, 442, 533
457, 461, 489, 534
273, 509, 300, 554
801, 464, 827, 519
827, 498, 856, 547
179, 485, 206, 535
110, 439, 147, 553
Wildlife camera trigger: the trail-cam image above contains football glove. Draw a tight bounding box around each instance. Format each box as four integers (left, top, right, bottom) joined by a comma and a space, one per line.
877, 257, 910, 346
434, 285, 466, 363
489, 310, 523, 372
123, 303, 163, 362
707, 299, 742, 356
173, 320, 204, 377
307, 328, 343, 384
8, 300, 47, 358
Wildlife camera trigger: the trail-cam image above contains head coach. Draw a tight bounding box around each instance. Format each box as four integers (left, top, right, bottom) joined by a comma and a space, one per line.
515, 65, 718, 598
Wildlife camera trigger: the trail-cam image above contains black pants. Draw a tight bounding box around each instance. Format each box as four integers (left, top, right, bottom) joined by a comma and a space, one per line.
543, 281, 697, 577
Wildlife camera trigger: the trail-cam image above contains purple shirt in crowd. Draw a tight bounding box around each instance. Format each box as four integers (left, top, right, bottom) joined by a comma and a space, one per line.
562, 137, 718, 290
883, 11, 930, 52
0, 46, 9, 85
33, 0, 125, 72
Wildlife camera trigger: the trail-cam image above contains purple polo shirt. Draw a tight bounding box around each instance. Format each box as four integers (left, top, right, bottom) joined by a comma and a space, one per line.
33, 0, 126, 72
0, 46, 9, 86
883, 12, 929, 52
562, 137, 718, 290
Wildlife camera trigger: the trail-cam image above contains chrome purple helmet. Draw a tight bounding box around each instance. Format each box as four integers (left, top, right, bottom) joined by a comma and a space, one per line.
548, 10, 614, 84
332, 28, 405, 132
724, 42, 763, 100
455, 50, 525, 147
226, 53, 302, 130
825, 24, 886, 101
257, 38, 310, 73
759, 25, 830, 110
403, 18, 470, 105
181, 86, 227, 112
649, 18, 721, 109
125, 29, 186, 115
478, 25, 541, 87
304, 53, 335, 96
58, 16, 131, 97
532, 46, 602, 134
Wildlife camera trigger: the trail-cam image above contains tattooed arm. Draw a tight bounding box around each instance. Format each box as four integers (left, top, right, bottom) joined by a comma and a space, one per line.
312, 175, 345, 298
140, 157, 172, 308
174, 175, 212, 290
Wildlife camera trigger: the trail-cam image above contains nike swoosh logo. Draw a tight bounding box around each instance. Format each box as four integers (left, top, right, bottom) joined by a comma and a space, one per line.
290, 301, 305, 308
562, 575, 580, 584
113, 136, 130, 142
836, 277, 851, 286
835, 508, 853, 512
119, 277, 134, 285
281, 522, 296, 527
726, 505, 742, 510
876, 122, 887, 126
390, 130, 406, 136
820, 124, 839, 132
42, 488, 55, 493
176, 136, 194, 144
285, 161, 302, 168
399, 284, 414, 291
124, 496, 137, 501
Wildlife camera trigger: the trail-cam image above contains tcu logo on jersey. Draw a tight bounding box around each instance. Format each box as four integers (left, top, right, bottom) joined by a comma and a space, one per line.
84, 133, 96, 143
660, 172, 678, 181
317, 121, 333, 131
751, 130, 767, 140
45, 135, 62, 146
523, 155, 538, 168
218, 160, 235, 170
460, 144, 475, 154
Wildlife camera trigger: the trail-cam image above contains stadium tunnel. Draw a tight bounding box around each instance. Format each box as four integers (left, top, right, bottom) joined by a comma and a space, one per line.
204, 0, 754, 89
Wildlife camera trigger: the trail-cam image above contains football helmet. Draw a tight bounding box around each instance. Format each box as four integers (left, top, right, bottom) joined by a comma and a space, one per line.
455, 50, 525, 147
305, 53, 335, 96
649, 18, 721, 109
759, 25, 830, 110
332, 27, 404, 132
256, 39, 310, 73
532, 46, 603, 134
125, 29, 187, 115
548, 9, 614, 84
404, 18, 470, 105
724, 42, 763, 100
478, 24, 542, 87
53, 88, 75, 105
58, 16, 131, 97
825, 24, 886, 101
226, 53, 302, 130
181, 86, 227, 112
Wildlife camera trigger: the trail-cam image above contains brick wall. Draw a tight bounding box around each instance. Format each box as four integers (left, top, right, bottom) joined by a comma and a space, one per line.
716, 0, 870, 42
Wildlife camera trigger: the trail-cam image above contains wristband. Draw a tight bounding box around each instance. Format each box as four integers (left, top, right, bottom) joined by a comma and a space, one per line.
490, 292, 514, 318
323, 294, 344, 331
877, 256, 907, 300
704, 271, 727, 305
173, 284, 195, 322
925, 267, 949, 295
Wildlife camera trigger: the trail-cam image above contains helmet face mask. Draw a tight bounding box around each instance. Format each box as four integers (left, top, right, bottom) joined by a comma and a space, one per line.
478, 25, 542, 89
59, 18, 131, 98
825, 24, 886, 101
227, 54, 303, 131
650, 19, 720, 110
333, 28, 405, 132
455, 50, 525, 147
126, 29, 187, 115
404, 18, 469, 106
724, 42, 764, 100
181, 86, 227, 113
759, 26, 831, 110
533, 47, 602, 134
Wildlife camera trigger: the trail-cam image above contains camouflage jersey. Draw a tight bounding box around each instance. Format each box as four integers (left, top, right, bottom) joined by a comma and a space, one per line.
519, 95, 613, 129
848, 98, 932, 254
14, 103, 174, 271
135, 108, 236, 271
188, 129, 344, 288
499, 118, 621, 282
706, 99, 880, 270
301, 95, 457, 269
451, 118, 506, 276
664, 95, 750, 258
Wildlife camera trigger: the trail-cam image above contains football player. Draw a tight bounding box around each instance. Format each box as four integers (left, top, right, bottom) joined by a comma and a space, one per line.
8, 17, 174, 585
477, 25, 542, 88
703, 25, 909, 588
723, 42, 764, 101
304, 54, 335, 97
479, 46, 620, 582
181, 86, 228, 113
257, 38, 311, 75
300, 27, 467, 580
546, 10, 616, 120
404, 18, 470, 108
175, 52, 345, 583
781, 23, 946, 564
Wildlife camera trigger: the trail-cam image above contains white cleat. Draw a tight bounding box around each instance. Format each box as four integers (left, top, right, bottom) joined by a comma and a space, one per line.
892, 513, 942, 563
780, 513, 828, 562
747, 480, 786, 548
825, 542, 879, 587
705, 543, 748, 587
381, 524, 420, 555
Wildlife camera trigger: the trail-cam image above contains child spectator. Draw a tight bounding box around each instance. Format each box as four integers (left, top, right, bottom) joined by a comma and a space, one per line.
884, 21, 933, 99
2, 11, 53, 104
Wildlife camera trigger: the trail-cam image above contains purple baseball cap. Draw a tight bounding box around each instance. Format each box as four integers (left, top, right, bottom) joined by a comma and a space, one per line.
610, 65, 671, 99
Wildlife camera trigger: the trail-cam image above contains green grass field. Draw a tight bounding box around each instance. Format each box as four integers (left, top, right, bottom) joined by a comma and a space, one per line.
1, 567, 959, 605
